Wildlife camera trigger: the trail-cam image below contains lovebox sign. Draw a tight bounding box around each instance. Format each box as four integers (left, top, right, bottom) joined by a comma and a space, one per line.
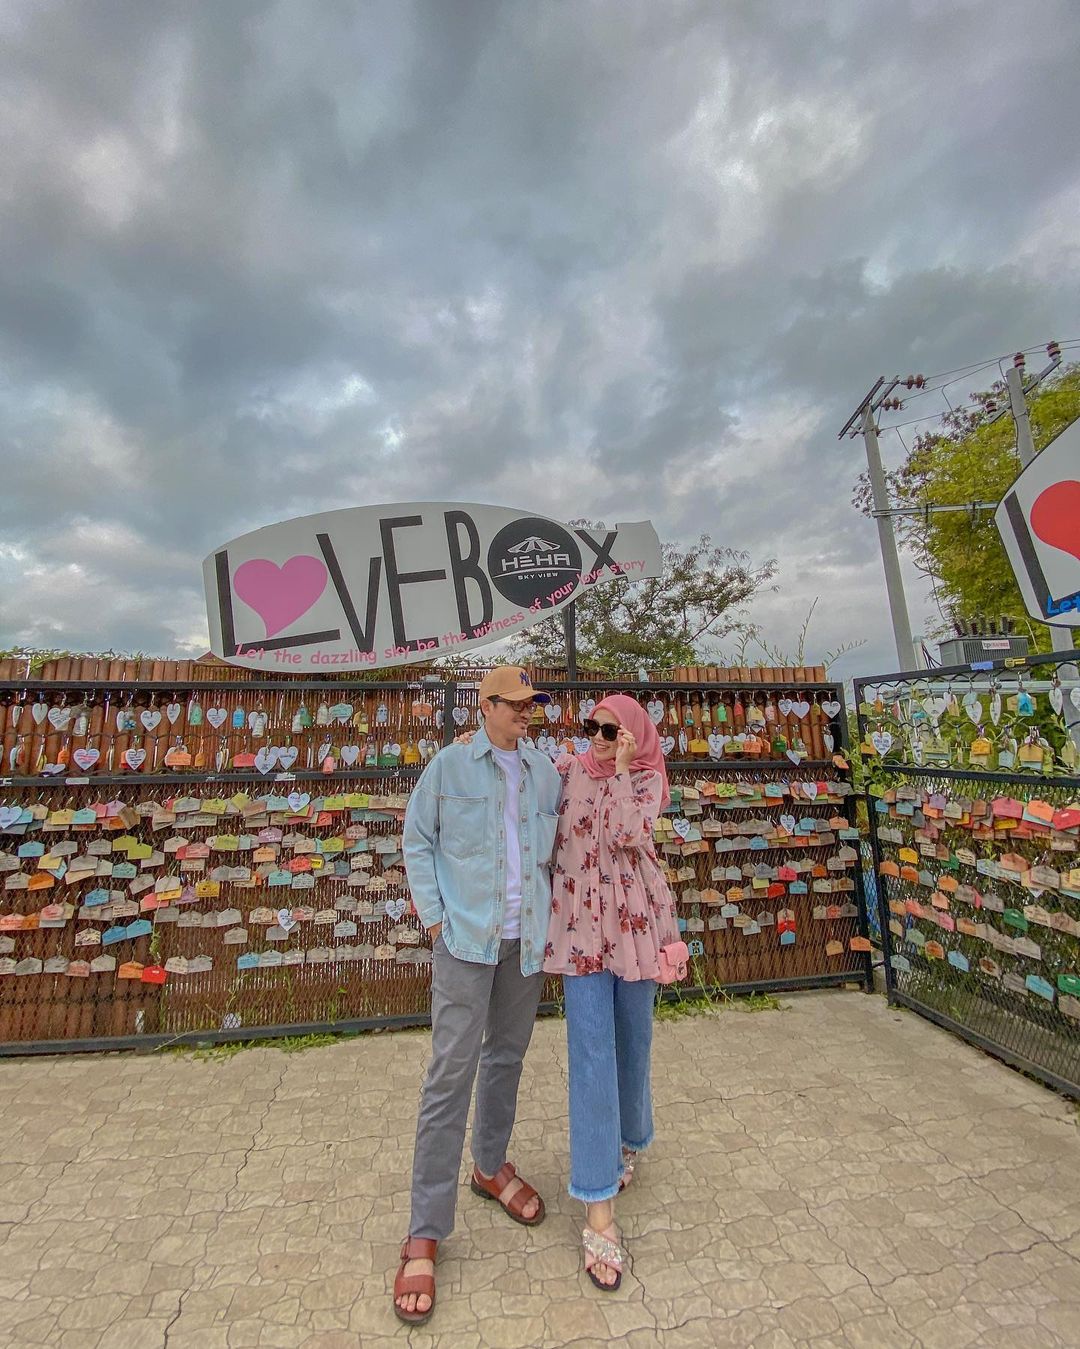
203, 504, 662, 672
995, 417, 1080, 627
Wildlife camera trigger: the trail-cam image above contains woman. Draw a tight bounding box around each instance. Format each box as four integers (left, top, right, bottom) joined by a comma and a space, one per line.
543, 693, 679, 1291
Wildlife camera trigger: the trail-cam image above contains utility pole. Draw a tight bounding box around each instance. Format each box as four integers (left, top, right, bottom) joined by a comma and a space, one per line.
861, 403, 917, 671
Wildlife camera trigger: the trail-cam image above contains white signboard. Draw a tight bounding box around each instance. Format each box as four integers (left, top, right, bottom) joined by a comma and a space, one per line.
203, 503, 662, 672
995, 417, 1080, 627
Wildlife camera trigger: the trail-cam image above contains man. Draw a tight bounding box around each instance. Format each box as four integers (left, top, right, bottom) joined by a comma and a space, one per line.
393, 666, 562, 1325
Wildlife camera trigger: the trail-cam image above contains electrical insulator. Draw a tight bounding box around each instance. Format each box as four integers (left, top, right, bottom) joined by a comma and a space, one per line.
1048, 340, 1061, 360
1013, 352, 1026, 370
915, 375, 925, 388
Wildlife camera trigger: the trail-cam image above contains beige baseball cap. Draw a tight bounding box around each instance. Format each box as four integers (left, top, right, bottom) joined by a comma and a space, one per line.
477, 666, 551, 705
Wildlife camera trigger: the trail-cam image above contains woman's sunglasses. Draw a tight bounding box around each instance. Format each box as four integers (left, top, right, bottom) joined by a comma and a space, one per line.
582, 719, 619, 741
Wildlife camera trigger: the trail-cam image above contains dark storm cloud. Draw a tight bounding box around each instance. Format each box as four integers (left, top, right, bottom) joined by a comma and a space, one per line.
1, 0, 1079, 673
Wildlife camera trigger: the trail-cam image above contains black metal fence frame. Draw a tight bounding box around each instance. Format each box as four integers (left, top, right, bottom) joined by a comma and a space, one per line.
855, 650, 1080, 1098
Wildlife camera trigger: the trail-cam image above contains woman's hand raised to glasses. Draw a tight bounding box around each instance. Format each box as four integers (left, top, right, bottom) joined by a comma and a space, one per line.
614, 727, 636, 775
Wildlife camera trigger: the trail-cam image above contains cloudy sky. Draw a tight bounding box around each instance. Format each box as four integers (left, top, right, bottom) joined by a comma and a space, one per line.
2, 0, 1079, 676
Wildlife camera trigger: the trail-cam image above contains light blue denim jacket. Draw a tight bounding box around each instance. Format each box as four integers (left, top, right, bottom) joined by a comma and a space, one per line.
403, 725, 561, 975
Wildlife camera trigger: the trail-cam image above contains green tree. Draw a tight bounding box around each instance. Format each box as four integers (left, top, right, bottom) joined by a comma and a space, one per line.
511, 527, 776, 673
853, 363, 1080, 649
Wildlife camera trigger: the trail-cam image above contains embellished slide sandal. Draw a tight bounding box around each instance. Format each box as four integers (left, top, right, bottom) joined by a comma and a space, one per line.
618, 1147, 637, 1192
582, 1224, 627, 1292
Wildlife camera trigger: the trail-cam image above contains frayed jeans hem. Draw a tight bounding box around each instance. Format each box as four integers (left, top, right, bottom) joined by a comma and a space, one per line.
622, 1131, 654, 1152
568, 1180, 622, 1204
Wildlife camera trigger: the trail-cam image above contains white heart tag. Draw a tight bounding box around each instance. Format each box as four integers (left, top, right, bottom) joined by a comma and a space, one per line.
387, 743, 401, 757
124, 748, 146, 771
820, 699, 841, 719
287, 791, 311, 812
31, 702, 48, 726
72, 748, 100, 771
791, 700, 810, 720
785, 749, 802, 764
1071, 688, 1080, 711
803, 782, 818, 799
276, 746, 299, 771
140, 710, 162, 732
544, 704, 560, 722
572, 736, 591, 754
777, 698, 793, 717
673, 817, 691, 840
647, 699, 665, 724
965, 699, 983, 725
166, 703, 182, 725
254, 747, 276, 774
707, 733, 726, 757
206, 708, 228, 729
779, 814, 796, 833
1050, 686, 1064, 715
990, 692, 1002, 725
823, 730, 834, 753
384, 898, 407, 921
578, 699, 596, 721
452, 707, 469, 726
870, 731, 893, 756
0, 806, 22, 829
48, 706, 72, 731
340, 745, 360, 766
659, 735, 675, 756
277, 908, 297, 933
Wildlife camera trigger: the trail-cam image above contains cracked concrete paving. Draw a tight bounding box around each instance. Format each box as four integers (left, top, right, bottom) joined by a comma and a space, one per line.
1, 989, 1079, 1349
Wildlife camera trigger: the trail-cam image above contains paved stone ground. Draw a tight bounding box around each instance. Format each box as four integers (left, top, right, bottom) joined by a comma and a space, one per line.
1, 989, 1079, 1348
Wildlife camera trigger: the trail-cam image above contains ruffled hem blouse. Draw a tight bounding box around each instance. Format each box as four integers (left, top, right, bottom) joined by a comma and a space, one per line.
543, 756, 678, 981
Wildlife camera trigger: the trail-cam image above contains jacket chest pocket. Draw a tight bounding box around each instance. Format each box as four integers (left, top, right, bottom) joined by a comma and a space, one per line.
535, 811, 559, 866
438, 794, 486, 859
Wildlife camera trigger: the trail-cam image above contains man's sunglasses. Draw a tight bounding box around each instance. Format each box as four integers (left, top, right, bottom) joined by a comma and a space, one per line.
489, 696, 536, 712
582, 719, 619, 741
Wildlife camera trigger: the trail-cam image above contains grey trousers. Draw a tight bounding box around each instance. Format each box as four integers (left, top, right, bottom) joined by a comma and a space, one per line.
409, 936, 543, 1241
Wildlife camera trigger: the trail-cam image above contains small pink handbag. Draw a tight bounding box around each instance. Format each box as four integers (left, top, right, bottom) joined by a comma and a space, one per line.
656, 941, 690, 985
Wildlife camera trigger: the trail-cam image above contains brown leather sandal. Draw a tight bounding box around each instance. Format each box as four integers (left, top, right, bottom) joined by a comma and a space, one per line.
393, 1236, 437, 1325
470, 1162, 546, 1226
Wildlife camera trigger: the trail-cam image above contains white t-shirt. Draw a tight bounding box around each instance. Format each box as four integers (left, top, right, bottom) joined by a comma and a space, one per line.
491, 745, 523, 940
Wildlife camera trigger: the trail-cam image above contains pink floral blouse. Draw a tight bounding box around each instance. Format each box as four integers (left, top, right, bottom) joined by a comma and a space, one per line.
543, 756, 679, 982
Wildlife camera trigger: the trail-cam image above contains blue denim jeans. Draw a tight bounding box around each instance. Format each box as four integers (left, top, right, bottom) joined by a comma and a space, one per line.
562, 971, 657, 1202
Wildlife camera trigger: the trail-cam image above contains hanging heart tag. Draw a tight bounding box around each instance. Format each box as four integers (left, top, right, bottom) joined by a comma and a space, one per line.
785, 749, 802, 764
544, 704, 560, 722
140, 710, 162, 732
659, 735, 675, 756
647, 699, 665, 724
572, 736, 591, 754
822, 731, 834, 753
340, 745, 360, 766
48, 707, 72, 731
206, 708, 228, 729
1071, 687, 1080, 711
254, 747, 276, 774
820, 699, 841, 719
166, 703, 182, 724
72, 748, 100, 771
673, 818, 691, 840
1050, 686, 1064, 715
791, 700, 810, 720
707, 733, 727, 757
276, 746, 299, 771
277, 908, 297, 934
779, 814, 796, 833
124, 749, 146, 771
578, 699, 596, 721
870, 731, 893, 756
777, 698, 793, 717
384, 897, 407, 921
990, 691, 1002, 725
287, 791, 311, 812
452, 707, 469, 726
31, 703, 48, 726
803, 782, 818, 800
965, 699, 983, 725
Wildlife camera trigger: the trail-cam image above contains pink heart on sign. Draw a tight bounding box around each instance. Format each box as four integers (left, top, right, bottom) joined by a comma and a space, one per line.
233, 556, 329, 639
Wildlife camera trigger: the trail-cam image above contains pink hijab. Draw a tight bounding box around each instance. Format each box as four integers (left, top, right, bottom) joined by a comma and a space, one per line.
578, 693, 671, 810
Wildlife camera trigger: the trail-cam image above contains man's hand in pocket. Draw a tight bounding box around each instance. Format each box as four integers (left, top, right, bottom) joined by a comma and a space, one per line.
428, 923, 442, 942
